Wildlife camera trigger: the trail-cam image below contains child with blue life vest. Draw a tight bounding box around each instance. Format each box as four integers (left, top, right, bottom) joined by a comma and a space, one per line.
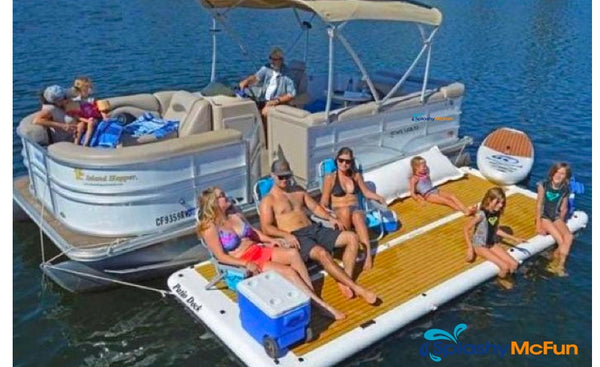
464, 187, 525, 289
536, 162, 573, 276
409, 156, 476, 216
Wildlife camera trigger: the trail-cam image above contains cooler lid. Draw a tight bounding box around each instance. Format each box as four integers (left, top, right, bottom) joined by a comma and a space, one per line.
237, 271, 310, 318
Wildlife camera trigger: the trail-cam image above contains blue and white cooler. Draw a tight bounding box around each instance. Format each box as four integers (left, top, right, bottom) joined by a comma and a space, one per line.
237, 271, 311, 358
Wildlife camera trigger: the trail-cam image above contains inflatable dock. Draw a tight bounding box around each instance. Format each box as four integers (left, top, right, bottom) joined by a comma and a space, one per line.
167, 168, 588, 367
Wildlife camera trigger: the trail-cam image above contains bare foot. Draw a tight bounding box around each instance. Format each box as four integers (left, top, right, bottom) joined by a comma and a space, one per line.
356, 287, 378, 305
326, 307, 347, 321
465, 247, 475, 263
496, 276, 514, 290
338, 283, 354, 299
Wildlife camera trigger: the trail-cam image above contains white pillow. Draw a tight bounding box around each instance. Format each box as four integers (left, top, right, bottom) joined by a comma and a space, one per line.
363, 146, 465, 204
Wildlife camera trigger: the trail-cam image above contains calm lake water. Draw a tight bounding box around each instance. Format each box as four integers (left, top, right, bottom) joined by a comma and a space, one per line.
13, 0, 591, 366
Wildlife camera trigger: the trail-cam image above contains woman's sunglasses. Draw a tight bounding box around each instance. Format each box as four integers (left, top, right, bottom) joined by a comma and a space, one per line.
216, 192, 227, 199
337, 158, 353, 165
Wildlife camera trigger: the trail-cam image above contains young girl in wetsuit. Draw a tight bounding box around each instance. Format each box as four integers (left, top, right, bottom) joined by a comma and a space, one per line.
464, 187, 525, 289
320, 147, 386, 271
409, 156, 476, 216
536, 162, 573, 276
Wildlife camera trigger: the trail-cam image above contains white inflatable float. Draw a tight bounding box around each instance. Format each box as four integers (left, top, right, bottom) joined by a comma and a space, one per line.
477, 127, 534, 185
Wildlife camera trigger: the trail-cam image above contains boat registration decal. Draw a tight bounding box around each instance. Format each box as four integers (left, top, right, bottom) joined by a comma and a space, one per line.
155, 208, 195, 227
389, 124, 422, 137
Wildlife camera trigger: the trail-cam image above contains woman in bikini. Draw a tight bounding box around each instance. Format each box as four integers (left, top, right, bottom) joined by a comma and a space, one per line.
198, 187, 345, 320
320, 147, 387, 271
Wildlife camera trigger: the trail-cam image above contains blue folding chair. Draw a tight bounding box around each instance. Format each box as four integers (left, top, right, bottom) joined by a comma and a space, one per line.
253, 176, 275, 213
318, 158, 399, 241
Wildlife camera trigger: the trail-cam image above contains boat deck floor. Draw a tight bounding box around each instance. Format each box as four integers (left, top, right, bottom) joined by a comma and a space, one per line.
13, 176, 133, 248
194, 173, 537, 356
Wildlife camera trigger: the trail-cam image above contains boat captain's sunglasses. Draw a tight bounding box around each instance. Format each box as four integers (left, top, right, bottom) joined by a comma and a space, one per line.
337, 158, 354, 165
270, 56, 283, 61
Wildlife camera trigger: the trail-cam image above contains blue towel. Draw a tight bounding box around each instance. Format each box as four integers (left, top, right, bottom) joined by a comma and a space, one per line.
123, 113, 179, 138
88, 119, 123, 148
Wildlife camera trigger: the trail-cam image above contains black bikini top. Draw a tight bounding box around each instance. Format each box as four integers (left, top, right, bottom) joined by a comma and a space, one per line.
332, 171, 360, 197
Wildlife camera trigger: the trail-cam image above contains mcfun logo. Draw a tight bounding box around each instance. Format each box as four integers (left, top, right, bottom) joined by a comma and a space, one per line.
419, 323, 578, 362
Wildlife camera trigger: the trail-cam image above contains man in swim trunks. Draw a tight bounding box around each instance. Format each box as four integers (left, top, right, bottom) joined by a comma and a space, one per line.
259, 159, 378, 304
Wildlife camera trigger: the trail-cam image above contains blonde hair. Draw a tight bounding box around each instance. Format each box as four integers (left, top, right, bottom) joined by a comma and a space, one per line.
480, 187, 506, 213
197, 187, 220, 234
73, 76, 93, 92
410, 156, 426, 174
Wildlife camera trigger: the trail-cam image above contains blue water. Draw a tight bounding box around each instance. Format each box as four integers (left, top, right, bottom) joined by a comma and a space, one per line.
13, 0, 591, 366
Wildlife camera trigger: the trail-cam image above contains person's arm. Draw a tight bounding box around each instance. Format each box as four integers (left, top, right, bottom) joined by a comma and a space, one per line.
201, 223, 258, 273
33, 108, 74, 132
259, 197, 300, 248
267, 76, 296, 106
320, 174, 334, 208
409, 175, 424, 202
356, 173, 386, 204
237, 214, 282, 246
535, 183, 546, 234
463, 214, 481, 249
239, 74, 258, 89
304, 190, 346, 230
496, 227, 526, 244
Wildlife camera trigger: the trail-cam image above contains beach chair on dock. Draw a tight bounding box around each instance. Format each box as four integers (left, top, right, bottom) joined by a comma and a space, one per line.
200, 238, 250, 291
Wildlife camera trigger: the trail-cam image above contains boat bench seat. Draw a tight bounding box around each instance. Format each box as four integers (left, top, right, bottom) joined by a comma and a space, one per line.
107, 90, 213, 146
47, 129, 243, 166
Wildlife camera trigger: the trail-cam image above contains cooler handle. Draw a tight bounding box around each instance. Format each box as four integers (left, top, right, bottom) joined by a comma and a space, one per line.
283, 309, 306, 327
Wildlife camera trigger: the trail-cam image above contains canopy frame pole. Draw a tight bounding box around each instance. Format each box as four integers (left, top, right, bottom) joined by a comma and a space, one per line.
380, 27, 438, 105
337, 32, 379, 102
325, 25, 336, 122
207, 10, 262, 69
287, 11, 315, 63
210, 17, 219, 82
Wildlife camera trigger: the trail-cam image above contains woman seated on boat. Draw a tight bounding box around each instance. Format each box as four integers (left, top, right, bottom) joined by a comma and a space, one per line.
198, 187, 346, 320
536, 162, 573, 277
239, 47, 296, 145
409, 156, 476, 216
320, 147, 387, 271
33, 85, 77, 143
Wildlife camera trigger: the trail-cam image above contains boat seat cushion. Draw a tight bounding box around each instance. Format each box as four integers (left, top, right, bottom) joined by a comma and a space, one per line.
106, 93, 161, 118
163, 91, 212, 137
363, 146, 465, 204
287, 60, 310, 108
17, 112, 50, 145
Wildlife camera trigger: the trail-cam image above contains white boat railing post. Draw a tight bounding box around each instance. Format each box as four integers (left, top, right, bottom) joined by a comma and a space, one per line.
380, 27, 438, 106
420, 27, 438, 104
337, 32, 379, 102
325, 25, 336, 123
210, 17, 218, 82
